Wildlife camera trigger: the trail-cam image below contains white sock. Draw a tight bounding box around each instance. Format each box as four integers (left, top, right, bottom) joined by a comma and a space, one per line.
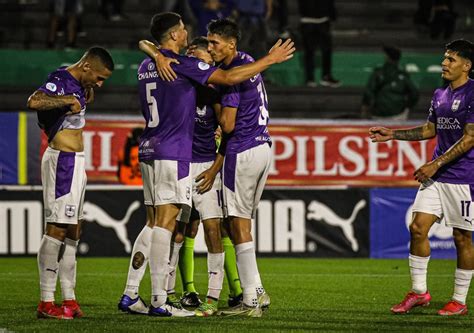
235, 242, 258, 307
255, 271, 265, 295
124, 226, 153, 298
167, 241, 183, 294
207, 252, 224, 300
452, 268, 473, 305
59, 238, 78, 300
409, 254, 430, 294
150, 227, 172, 307
38, 235, 63, 302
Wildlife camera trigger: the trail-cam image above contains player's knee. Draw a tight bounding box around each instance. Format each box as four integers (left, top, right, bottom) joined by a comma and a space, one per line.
452, 229, 472, 249
174, 231, 185, 244
409, 222, 429, 240
45, 223, 68, 241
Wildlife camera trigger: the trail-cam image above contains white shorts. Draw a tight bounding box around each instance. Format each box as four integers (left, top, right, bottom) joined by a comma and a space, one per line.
177, 160, 223, 223
223, 143, 272, 219
140, 160, 192, 207
412, 180, 474, 231
41, 146, 87, 224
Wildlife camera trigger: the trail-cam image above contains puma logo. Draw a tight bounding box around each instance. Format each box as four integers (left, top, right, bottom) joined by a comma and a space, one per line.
82, 201, 140, 253
46, 268, 58, 274
307, 200, 366, 252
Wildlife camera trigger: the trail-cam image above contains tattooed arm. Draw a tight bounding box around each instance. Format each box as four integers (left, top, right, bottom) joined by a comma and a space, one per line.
413, 123, 474, 183
369, 121, 436, 142
27, 91, 81, 113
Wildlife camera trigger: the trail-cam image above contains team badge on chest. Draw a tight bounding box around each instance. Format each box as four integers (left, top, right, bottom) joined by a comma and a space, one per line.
65, 205, 76, 217
451, 99, 461, 112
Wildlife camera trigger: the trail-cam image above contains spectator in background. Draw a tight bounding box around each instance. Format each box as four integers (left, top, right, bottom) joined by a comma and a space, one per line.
117, 127, 144, 185
414, 0, 457, 39
47, 0, 83, 49
298, 0, 340, 88
234, 0, 273, 60
361, 46, 419, 121
189, 0, 235, 36
99, 0, 125, 21
274, 0, 289, 39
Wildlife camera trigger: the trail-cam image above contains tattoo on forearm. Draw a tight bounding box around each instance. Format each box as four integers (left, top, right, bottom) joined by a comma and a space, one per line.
393, 127, 424, 141
30, 92, 70, 111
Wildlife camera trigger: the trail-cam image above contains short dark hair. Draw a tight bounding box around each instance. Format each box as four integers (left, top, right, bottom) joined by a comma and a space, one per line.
445, 39, 474, 65
189, 36, 209, 50
207, 18, 241, 43
85, 46, 114, 71
150, 12, 182, 43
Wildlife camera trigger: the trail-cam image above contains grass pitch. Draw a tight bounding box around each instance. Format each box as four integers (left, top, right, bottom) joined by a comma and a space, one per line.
0, 257, 473, 332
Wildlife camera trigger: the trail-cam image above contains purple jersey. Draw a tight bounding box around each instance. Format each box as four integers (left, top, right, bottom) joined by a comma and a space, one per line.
137, 49, 218, 162
219, 52, 271, 154
428, 79, 474, 184
37, 67, 86, 142
193, 85, 220, 163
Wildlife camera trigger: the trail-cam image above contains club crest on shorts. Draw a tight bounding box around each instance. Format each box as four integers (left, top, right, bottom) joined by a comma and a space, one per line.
65, 205, 76, 217
451, 99, 461, 112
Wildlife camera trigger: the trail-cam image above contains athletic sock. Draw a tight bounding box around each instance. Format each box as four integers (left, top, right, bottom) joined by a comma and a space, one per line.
222, 236, 242, 297
167, 241, 183, 294
207, 252, 225, 300
235, 242, 258, 307
124, 225, 153, 298
452, 268, 473, 305
38, 235, 63, 302
409, 254, 430, 294
150, 227, 172, 308
59, 238, 78, 300
179, 236, 196, 293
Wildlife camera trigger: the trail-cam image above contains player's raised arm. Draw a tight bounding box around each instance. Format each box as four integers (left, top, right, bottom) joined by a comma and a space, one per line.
138, 39, 179, 82
27, 90, 81, 113
369, 121, 436, 142
207, 38, 295, 86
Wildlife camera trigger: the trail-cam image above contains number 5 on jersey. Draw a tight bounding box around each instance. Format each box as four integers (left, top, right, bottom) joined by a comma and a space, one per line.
146, 82, 159, 127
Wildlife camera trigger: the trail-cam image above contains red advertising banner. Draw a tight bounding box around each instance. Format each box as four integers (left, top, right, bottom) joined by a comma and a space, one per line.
40, 118, 437, 187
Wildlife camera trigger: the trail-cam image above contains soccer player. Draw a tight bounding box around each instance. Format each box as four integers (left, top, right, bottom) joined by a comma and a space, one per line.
369, 39, 474, 316
160, 37, 241, 316
117, 12, 294, 317
27, 47, 114, 319
205, 18, 274, 317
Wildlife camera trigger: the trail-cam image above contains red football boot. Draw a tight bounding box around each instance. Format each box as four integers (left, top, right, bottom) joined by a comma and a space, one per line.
37, 301, 74, 319
391, 291, 431, 314
438, 300, 468, 316
62, 299, 84, 318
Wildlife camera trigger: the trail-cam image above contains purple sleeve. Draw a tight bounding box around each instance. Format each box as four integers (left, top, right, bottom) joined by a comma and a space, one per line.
467, 93, 474, 123
427, 96, 437, 123
220, 85, 240, 108
37, 75, 66, 96
174, 56, 218, 86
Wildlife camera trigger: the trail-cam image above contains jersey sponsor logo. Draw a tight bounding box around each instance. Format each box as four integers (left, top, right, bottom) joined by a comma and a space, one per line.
147, 62, 155, 71
138, 71, 159, 80
250, 74, 260, 83
82, 201, 140, 253
307, 199, 366, 252
46, 82, 57, 92
451, 99, 461, 112
198, 61, 210, 70
437, 117, 461, 130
